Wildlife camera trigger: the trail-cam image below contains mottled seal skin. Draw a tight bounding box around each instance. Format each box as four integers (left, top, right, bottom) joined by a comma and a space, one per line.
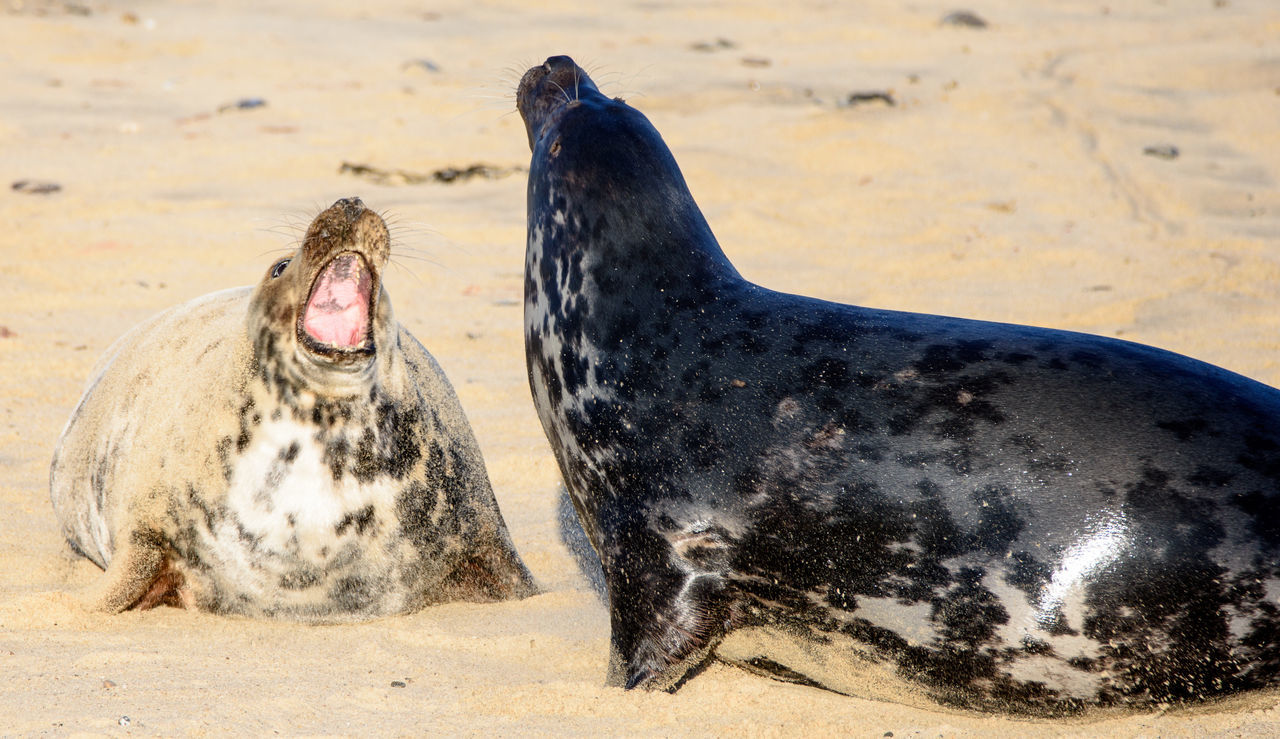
517, 56, 1280, 713
50, 197, 535, 621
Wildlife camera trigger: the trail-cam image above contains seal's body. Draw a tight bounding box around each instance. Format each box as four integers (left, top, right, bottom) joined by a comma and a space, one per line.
51, 198, 535, 621
517, 57, 1280, 712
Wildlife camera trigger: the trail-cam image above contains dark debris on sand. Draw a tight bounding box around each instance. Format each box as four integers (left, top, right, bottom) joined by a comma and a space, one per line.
6, 1, 90, 16
690, 38, 736, 52
11, 179, 61, 194
941, 10, 988, 28
339, 162, 524, 186
843, 91, 896, 107
217, 97, 267, 113
1143, 144, 1180, 160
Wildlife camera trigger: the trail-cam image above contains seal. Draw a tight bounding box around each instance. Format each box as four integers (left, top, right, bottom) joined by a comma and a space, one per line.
50, 197, 536, 621
517, 56, 1280, 713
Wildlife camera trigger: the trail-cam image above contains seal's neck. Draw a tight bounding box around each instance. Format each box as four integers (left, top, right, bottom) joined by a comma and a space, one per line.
525, 106, 742, 313
249, 326, 382, 413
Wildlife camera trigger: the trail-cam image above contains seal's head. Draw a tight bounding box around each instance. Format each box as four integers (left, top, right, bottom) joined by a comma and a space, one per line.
515, 55, 606, 151
516, 56, 734, 310
249, 197, 393, 395
516, 55, 676, 186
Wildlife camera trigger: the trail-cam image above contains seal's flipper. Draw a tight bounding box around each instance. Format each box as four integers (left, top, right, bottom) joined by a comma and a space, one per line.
440, 538, 538, 602
605, 565, 730, 691
79, 530, 167, 613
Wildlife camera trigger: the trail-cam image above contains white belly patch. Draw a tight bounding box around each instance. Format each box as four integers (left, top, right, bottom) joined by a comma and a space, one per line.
201, 413, 399, 608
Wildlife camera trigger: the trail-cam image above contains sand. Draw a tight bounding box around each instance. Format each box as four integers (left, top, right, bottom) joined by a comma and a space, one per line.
3, 0, 1280, 734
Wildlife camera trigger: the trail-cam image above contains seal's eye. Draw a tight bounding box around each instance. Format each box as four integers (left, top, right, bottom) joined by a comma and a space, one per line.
271, 258, 290, 279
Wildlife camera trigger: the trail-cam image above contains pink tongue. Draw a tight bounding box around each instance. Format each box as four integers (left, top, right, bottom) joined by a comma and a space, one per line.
302, 253, 372, 347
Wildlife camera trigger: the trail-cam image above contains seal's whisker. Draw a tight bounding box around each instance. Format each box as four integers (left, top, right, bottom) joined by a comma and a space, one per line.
255, 213, 310, 228
581, 59, 620, 94
446, 99, 523, 124
502, 60, 533, 75
382, 211, 441, 230
497, 58, 536, 98
380, 211, 437, 229
386, 257, 426, 285
387, 228, 445, 249
466, 59, 539, 121
256, 225, 305, 242
387, 251, 442, 267
387, 238, 442, 254
465, 78, 520, 102
254, 246, 298, 259
589, 71, 624, 90
255, 218, 307, 230
501, 58, 535, 81
387, 224, 441, 238
252, 217, 309, 242
407, 237, 469, 256
597, 61, 654, 101
467, 92, 518, 102
466, 101, 521, 118
385, 222, 439, 237
547, 79, 573, 105
495, 75, 524, 95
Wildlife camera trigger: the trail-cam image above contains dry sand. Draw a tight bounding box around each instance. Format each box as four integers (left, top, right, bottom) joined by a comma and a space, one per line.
3, 0, 1280, 735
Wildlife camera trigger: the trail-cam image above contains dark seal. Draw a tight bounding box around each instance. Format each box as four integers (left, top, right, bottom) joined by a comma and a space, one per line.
517, 56, 1280, 713
51, 197, 536, 621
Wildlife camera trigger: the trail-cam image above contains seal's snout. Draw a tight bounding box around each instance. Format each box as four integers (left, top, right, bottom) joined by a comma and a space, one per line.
543, 55, 576, 73
517, 54, 602, 151
294, 198, 391, 360
335, 196, 366, 222
304, 197, 391, 272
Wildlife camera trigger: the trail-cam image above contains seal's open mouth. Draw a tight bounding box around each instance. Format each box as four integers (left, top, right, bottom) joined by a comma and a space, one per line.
300, 251, 374, 355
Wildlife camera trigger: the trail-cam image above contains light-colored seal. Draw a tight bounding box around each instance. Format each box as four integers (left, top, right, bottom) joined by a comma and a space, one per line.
517, 56, 1280, 713
50, 197, 535, 621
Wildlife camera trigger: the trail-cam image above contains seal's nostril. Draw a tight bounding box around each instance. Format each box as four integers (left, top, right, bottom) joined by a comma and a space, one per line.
335, 197, 365, 221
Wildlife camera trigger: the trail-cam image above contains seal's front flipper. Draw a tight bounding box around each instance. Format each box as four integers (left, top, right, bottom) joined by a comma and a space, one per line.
79, 530, 170, 613
441, 539, 539, 602
605, 567, 730, 691
604, 524, 736, 691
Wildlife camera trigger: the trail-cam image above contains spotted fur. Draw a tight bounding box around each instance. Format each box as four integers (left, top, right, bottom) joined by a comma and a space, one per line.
517, 57, 1280, 713
51, 198, 535, 621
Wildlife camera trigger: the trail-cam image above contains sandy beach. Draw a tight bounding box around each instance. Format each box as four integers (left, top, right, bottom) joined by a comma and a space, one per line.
3, 0, 1280, 734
